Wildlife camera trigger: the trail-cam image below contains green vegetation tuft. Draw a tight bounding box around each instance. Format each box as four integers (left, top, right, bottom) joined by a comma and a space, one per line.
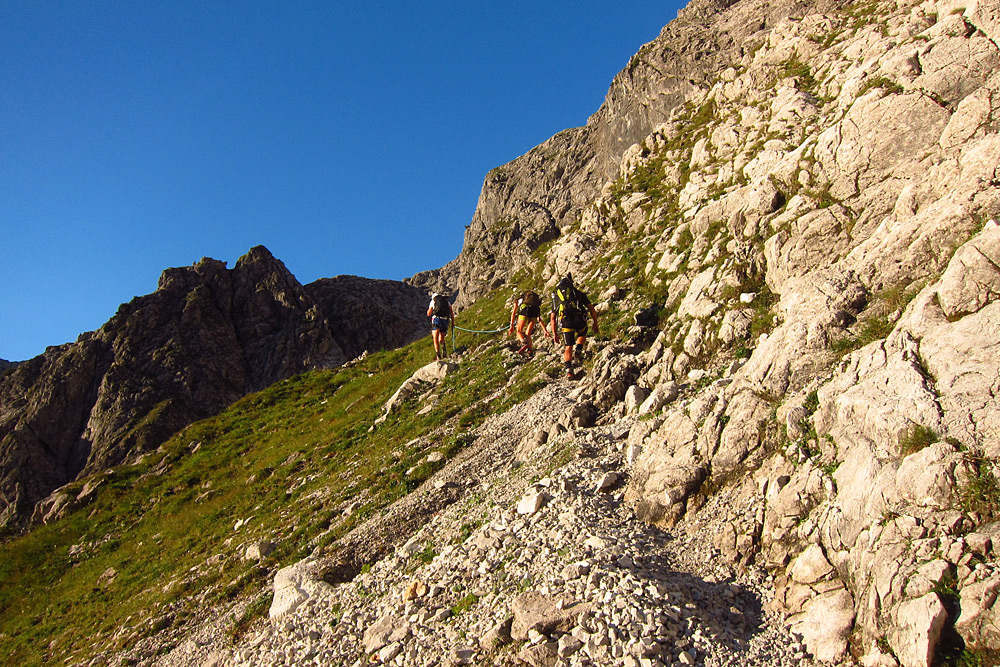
858, 76, 904, 97
898, 424, 938, 456
961, 453, 1000, 522
780, 53, 818, 93
451, 593, 479, 616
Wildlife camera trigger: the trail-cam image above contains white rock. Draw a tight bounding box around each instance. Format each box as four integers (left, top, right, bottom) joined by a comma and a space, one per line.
891, 593, 948, 667
789, 544, 834, 584
269, 560, 331, 622
378, 642, 402, 663
517, 490, 548, 515
595, 472, 619, 493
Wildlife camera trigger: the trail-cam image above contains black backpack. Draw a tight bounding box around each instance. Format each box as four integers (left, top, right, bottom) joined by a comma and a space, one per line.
555, 285, 587, 327
431, 294, 450, 317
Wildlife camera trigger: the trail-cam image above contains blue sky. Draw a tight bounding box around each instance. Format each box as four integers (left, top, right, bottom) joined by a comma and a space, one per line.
1, 1, 684, 361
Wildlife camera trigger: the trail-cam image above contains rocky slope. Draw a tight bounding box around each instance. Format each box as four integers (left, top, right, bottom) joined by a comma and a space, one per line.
408, 0, 844, 304
0, 246, 429, 533
259, 0, 1000, 662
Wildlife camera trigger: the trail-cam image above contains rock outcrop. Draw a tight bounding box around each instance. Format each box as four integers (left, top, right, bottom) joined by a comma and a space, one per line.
413, 0, 1000, 659
304, 275, 429, 361
411, 0, 847, 306
0, 246, 429, 532
538, 0, 1000, 660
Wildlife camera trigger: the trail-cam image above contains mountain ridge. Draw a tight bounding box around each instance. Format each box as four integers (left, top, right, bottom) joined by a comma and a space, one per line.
0, 245, 431, 533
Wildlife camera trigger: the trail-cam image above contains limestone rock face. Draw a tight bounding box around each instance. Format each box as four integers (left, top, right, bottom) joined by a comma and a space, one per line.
520, 0, 1000, 659
414, 0, 829, 305
0, 246, 429, 531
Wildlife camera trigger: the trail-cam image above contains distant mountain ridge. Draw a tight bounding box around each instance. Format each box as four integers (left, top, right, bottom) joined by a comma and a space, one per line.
0, 246, 430, 532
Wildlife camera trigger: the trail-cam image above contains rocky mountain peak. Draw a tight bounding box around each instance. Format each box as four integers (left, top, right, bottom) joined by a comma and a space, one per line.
0, 246, 430, 533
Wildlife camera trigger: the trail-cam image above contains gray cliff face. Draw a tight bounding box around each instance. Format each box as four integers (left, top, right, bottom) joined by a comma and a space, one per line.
428, 0, 844, 306
305, 275, 430, 360
0, 246, 428, 531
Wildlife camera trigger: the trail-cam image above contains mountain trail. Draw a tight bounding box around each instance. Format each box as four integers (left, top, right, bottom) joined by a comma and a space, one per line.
157, 376, 828, 667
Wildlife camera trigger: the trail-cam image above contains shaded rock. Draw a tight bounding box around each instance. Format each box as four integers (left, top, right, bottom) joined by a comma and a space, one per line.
479, 616, 513, 651
511, 591, 591, 642
955, 575, 1000, 652
891, 593, 948, 667
518, 641, 559, 667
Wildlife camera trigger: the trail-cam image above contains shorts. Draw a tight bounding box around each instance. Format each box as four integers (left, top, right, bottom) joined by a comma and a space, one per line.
561, 323, 587, 346
431, 316, 450, 333
518, 303, 541, 319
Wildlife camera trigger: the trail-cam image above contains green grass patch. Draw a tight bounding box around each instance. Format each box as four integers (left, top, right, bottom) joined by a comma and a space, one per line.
451, 593, 479, 616
961, 454, 1000, 522
898, 424, 937, 456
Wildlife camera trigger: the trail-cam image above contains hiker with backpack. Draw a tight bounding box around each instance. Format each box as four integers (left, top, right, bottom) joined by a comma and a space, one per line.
550, 275, 600, 378
508, 289, 550, 357
427, 292, 455, 360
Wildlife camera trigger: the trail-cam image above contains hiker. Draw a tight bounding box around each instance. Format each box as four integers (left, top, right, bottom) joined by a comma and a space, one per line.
427, 292, 455, 360
550, 275, 599, 378
508, 289, 550, 357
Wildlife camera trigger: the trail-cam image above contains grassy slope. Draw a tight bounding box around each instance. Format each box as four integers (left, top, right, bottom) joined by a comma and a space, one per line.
0, 289, 562, 666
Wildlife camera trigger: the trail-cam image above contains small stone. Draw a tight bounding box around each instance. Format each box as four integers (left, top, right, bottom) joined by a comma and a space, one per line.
452, 647, 475, 665
518, 490, 549, 515
558, 634, 584, 657
595, 472, 620, 493
378, 642, 402, 663
403, 579, 428, 601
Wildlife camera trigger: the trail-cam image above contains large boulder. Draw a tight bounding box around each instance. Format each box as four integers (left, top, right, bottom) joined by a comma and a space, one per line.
510, 591, 591, 642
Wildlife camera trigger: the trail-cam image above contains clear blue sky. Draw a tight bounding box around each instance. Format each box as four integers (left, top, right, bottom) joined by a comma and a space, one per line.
1, 1, 684, 362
